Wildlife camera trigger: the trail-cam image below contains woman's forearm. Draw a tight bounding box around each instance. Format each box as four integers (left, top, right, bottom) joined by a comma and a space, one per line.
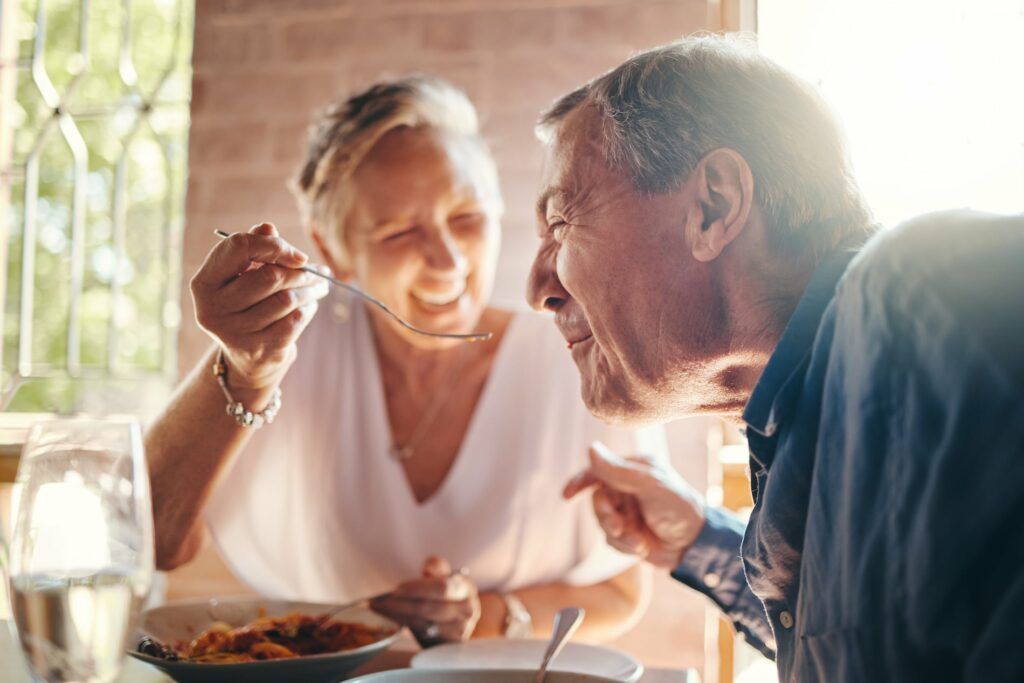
474, 564, 651, 643
145, 345, 281, 570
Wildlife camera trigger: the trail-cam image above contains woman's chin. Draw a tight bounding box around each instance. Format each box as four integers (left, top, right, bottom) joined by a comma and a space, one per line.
390, 295, 485, 347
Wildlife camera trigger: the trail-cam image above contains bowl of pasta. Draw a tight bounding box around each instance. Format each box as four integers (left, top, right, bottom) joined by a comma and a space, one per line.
128, 597, 401, 683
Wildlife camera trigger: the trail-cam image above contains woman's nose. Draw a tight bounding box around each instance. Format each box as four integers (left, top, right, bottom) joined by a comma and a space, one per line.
423, 227, 468, 275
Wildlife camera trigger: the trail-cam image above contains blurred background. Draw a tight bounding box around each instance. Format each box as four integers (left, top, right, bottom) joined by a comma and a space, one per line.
1, 1, 1021, 681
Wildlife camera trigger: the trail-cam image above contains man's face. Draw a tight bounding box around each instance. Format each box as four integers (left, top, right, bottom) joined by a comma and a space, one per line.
527, 107, 724, 425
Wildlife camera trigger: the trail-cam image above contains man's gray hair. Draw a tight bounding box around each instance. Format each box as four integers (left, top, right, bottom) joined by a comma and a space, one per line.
292, 75, 502, 265
537, 35, 873, 254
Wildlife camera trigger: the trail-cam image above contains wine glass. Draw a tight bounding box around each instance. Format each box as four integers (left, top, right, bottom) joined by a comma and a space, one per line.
6, 419, 154, 683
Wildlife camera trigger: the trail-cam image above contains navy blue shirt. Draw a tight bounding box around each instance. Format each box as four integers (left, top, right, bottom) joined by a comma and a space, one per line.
672, 211, 1024, 681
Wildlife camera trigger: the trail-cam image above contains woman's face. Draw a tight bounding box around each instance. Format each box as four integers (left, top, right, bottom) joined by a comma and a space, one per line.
333, 125, 501, 348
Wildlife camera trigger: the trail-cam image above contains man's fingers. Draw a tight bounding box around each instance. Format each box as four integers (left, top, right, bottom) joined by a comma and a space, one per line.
625, 453, 661, 467
564, 470, 601, 499
607, 529, 651, 556
586, 441, 658, 494
593, 487, 627, 538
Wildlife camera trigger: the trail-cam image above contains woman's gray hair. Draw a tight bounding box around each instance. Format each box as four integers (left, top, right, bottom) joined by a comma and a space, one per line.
537, 35, 873, 255
291, 75, 502, 264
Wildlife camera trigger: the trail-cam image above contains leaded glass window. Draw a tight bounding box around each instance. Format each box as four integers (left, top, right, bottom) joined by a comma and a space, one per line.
0, 0, 194, 416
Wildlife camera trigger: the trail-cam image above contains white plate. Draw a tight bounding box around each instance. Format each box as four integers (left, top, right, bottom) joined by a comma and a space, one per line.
412, 638, 643, 682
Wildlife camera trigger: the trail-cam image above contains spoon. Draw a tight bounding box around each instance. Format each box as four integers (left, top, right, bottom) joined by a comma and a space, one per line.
534, 606, 585, 683
214, 229, 492, 343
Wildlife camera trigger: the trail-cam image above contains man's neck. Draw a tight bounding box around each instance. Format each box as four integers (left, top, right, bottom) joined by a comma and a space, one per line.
707, 245, 817, 422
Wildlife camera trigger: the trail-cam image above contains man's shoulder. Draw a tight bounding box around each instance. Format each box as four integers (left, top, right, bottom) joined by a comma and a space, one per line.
831, 209, 1024, 382
840, 209, 1024, 296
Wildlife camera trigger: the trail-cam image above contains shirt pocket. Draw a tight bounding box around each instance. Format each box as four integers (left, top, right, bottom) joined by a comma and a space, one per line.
795, 627, 878, 682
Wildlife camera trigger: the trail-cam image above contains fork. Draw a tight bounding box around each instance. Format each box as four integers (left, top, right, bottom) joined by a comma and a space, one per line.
214, 230, 492, 343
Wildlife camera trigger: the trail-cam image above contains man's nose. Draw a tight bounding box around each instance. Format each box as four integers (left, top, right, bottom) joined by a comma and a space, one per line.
526, 244, 568, 312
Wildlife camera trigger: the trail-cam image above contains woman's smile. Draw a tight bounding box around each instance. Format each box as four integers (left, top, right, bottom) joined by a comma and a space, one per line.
410, 279, 468, 308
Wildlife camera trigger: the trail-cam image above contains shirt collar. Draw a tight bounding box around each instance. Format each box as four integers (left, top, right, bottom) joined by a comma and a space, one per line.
743, 240, 863, 440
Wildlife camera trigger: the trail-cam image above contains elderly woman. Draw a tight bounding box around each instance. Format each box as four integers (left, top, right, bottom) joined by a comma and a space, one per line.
146, 76, 663, 643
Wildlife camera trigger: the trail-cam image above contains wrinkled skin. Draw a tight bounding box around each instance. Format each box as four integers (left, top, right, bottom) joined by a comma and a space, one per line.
564, 442, 706, 568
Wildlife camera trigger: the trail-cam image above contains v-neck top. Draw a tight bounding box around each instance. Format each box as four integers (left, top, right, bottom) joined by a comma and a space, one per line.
206, 296, 666, 602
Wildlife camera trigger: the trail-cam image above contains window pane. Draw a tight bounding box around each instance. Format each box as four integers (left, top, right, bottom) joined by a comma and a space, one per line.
758, 0, 1024, 227
2, 0, 194, 415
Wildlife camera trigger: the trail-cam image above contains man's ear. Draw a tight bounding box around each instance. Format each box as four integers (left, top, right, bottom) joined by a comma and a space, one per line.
308, 222, 352, 281
690, 148, 754, 263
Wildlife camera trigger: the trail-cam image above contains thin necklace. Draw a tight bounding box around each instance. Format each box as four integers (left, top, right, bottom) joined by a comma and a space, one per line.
389, 344, 476, 462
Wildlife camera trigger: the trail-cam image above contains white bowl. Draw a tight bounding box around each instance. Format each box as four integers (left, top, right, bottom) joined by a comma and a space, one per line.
128, 597, 400, 683
349, 671, 623, 683
413, 638, 643, 682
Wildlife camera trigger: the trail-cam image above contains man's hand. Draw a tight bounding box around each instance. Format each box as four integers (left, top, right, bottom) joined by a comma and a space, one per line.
564, 441, 707, 569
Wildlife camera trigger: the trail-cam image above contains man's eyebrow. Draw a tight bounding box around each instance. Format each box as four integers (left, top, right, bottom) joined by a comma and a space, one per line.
535, 189, 553, 219
535, 187, 574, 218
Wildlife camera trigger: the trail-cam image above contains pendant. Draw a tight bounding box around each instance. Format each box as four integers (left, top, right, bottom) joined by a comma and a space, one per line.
391, 444, 414, 461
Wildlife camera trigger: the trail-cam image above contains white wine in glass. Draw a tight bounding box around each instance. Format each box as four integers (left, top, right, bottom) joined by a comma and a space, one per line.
7, 419, 154, 683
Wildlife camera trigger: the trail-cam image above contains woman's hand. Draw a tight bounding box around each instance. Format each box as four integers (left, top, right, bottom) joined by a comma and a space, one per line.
370, 556, 481, 645
190, 223, 329, 391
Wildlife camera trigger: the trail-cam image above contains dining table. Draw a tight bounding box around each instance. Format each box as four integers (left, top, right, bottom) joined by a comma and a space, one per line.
0, 620, 699, 682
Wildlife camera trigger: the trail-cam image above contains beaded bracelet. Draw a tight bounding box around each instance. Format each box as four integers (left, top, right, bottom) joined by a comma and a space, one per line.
212, 349, 281, 428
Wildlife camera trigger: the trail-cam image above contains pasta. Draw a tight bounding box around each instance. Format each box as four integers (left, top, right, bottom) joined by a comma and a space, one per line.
138, 612, 391, 664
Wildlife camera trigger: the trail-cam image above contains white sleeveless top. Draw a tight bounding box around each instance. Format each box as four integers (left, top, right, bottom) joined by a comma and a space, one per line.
206, 297, 666, 603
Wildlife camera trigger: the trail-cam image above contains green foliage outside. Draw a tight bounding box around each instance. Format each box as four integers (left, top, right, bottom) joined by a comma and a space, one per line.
3, 0, 194, 415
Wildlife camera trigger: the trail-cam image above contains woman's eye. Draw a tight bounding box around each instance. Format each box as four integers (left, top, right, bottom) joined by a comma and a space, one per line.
548, 220, 568, 239
383, 227, 417, 242
451, 212, 484, 226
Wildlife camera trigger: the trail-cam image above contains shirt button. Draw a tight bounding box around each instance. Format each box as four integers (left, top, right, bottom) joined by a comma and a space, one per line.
779, 611, 794, 629
704, 573, 721, 589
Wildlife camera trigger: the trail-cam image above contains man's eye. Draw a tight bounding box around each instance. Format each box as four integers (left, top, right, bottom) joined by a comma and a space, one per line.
548, 221, 568, 238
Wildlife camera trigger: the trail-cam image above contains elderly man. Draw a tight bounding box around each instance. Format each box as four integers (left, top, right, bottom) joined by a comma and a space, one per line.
529, 36, 1024, 682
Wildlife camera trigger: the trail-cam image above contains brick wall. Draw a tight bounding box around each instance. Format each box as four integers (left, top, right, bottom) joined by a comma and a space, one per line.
180, 0, 726, 671
182, 0, 723, 367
